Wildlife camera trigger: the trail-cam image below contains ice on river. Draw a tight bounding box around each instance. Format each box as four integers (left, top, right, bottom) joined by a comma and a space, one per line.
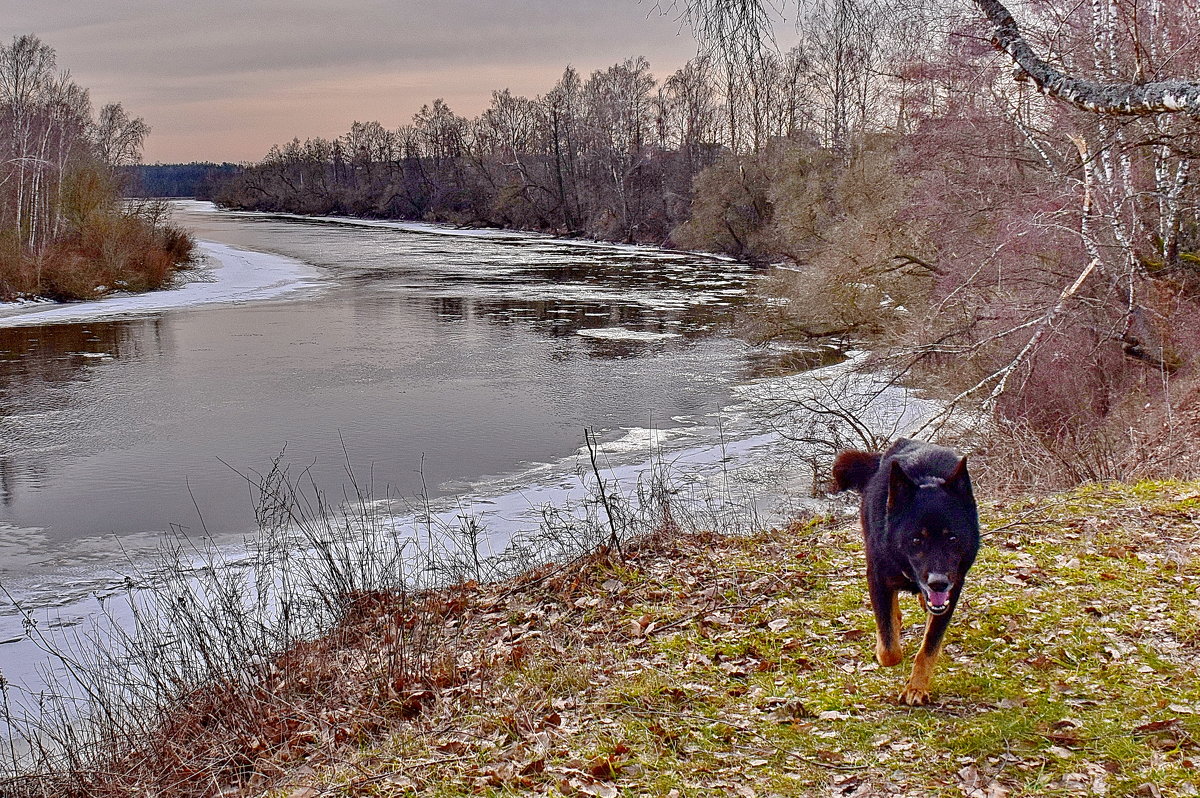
0, 349, 945, 754
0, 241, 325, 328
182, 199, 737, 262
576, 327, 683, 342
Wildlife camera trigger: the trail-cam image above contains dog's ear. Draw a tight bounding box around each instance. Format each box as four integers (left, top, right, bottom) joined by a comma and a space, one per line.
887, 460, 916, 513
945, 456, 973, 498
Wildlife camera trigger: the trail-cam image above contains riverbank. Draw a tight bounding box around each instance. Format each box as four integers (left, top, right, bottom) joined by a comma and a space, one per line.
204, 203, 740, 263
19, 480, 1198, 797
253, 480, 1200, 797
0, 240, 325, 327
0, 199, 726, 328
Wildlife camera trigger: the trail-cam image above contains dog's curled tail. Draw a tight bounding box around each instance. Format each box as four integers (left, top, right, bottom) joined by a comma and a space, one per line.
831, 450, 882, 493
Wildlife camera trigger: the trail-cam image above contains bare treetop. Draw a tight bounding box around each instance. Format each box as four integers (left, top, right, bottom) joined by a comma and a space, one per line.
976, 0, 1200, 117
682, 0, 1200, 118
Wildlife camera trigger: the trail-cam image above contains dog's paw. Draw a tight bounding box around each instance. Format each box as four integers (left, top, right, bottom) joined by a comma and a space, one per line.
875, 645, 903, 667
899, 683, 931, 706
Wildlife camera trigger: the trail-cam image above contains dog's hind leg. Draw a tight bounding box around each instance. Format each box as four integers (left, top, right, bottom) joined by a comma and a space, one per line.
899, 594, 958, 706
869, 580, 903, 667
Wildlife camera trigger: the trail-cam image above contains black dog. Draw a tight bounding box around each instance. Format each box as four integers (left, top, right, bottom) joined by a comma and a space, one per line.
832, 438, 979, 705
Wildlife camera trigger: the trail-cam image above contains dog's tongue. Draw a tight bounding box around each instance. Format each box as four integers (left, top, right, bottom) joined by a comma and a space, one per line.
928, 590, 950, 607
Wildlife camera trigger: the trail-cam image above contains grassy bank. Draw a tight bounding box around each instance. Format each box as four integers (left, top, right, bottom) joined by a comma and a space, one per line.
253, 481, 1199, 798
199, 484, 1200, 795
11, 481, 1200, 797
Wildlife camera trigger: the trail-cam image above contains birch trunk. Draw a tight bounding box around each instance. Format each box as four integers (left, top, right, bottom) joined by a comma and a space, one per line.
976, 0, 1200, 117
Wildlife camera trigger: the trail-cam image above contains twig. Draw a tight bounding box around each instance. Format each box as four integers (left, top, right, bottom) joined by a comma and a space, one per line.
585, 428, 623, 559
647, 602, 754, 635
313, 754, 465, 794
913, 257, 1100, 437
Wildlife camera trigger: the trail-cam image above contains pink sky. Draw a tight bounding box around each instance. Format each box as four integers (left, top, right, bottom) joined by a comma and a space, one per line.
1, 1, 732, 163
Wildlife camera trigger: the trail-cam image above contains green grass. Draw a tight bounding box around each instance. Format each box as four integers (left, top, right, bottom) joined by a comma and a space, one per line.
265, 482, 1200, 797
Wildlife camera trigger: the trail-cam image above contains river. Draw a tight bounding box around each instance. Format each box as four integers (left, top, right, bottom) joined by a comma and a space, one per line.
0, 202, 852, 697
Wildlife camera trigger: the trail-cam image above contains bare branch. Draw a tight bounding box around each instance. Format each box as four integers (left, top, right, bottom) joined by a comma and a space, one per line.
976, 0, 1200, 117
683, 0, 1200, 117
913, 257, 1100, 437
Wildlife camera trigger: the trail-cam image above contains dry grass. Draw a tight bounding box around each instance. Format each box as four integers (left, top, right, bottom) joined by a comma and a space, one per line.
255, 481, 1200, 798
5, 478, 1200, 797
255, 480, 1200, 796
0, 201, 194, 302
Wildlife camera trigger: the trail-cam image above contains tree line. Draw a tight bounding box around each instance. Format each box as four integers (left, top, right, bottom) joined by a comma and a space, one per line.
216, 57, 707, 243
125, 162, 242, 200
212, 29, 929, 248
216, 0, 1200, 484
0, 35, 193, 301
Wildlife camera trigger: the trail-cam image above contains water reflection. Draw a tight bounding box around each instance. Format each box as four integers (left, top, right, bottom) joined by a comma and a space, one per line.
0, 319, 163, 395
744, 346, 847, 377
0, 319, 175, 507
0, 454, 41, 508
0, 204, 819, 566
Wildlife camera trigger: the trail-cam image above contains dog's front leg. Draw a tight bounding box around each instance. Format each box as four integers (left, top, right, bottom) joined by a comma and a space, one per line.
900, 590, 960, 706
868, 578, 903, 667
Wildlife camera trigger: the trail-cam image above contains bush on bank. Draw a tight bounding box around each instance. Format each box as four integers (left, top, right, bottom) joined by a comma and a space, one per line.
0, 36, 194, 303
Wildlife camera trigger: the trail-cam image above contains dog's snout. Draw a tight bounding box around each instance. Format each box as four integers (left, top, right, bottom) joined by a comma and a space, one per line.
926, 573, 952, 592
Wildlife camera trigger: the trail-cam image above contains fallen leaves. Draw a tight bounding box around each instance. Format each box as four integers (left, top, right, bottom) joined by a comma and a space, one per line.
118, 484, 1200, 797
957, 763, 1010, 798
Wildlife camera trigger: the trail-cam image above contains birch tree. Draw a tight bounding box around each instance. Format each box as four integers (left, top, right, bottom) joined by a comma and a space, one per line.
2, 35, 190, 300
93, 102, 149, 169
1, 35, 58, 256
583, 57, 657, 240
683, 0, 1200, 117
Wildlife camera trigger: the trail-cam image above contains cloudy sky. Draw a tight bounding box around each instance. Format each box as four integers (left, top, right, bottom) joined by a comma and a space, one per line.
1, 1, 715, 163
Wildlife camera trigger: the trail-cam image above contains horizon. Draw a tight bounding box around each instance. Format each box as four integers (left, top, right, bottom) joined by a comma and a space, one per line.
0, 1, 759, 164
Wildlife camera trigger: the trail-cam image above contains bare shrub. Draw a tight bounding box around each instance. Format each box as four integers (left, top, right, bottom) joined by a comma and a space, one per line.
1, 38, 191, 302
0, 437, 766, 796
739, 353, 943, 495
663, 153, 778, 260
26, 201, 195, 300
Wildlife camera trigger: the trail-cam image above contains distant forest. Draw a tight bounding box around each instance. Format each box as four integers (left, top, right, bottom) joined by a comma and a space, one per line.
212, 56, 735, 248
125, 162, 242, 199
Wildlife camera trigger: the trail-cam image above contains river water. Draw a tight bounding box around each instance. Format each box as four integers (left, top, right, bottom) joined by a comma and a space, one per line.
0, 203, 840, 650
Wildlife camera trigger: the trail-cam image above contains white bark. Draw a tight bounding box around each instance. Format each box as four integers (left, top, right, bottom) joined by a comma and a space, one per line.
685, 0, 1200, 117
977, 0, 1200, 117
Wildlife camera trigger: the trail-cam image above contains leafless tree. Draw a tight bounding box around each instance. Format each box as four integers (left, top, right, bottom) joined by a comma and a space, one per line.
681, 0, 1200, 117
93, 102, 149, 169
657, 56, 720, 166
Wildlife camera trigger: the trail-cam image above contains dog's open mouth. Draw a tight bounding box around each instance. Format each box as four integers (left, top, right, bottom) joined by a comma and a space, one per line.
925, 589, 951, 615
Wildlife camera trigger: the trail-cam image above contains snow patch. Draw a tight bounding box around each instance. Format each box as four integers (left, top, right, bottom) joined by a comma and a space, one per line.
0, 241, 325, 328
579, 425, 701, 456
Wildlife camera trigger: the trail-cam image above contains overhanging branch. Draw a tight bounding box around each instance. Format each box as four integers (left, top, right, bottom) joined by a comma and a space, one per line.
976, 0, 1200, 117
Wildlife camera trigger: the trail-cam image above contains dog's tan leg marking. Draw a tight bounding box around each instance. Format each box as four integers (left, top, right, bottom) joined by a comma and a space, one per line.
899, 614, 942, 705
875, 590, 903, 667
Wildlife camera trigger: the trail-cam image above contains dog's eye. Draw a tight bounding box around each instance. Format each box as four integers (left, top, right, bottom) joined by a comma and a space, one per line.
949, 534, 958, 542
911, 536, 922, 546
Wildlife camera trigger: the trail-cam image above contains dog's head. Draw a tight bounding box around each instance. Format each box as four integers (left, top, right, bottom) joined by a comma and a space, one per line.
886, 457, 979, 615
